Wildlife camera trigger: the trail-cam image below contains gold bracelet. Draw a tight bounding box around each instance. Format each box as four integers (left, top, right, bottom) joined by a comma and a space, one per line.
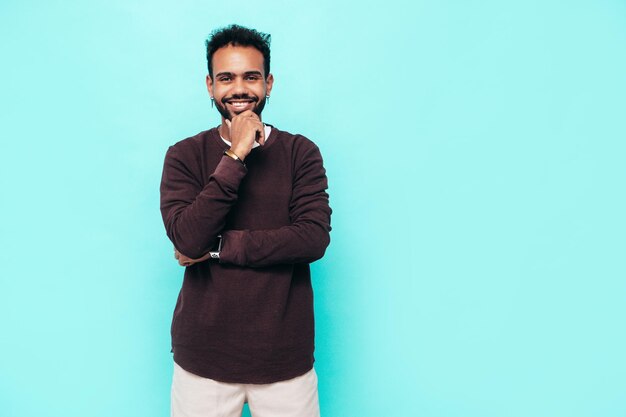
223, 149, 246, 167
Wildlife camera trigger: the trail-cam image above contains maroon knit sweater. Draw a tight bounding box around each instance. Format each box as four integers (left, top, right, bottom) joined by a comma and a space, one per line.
160, 126, 331, 383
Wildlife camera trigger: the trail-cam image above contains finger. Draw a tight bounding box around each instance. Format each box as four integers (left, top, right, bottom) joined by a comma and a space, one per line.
178, 256, 193, 267
224, 119, 231, 133
240, 109, 257, 117
241, 110, 260, 122
231, 110, 249, 120
257, 123, 265, 146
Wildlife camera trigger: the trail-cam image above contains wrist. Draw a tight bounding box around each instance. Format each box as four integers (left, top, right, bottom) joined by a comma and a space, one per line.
224, 149, 246, 166
231, 145, 252, 161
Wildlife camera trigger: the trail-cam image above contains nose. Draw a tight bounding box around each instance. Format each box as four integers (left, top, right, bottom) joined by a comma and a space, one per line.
231, 77, 248, 95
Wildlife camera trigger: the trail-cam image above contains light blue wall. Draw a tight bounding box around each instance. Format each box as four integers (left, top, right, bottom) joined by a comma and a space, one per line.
1, 1, 625, 416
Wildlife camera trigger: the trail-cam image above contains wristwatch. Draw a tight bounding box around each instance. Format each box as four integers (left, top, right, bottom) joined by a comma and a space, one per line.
209, 235, 222, 259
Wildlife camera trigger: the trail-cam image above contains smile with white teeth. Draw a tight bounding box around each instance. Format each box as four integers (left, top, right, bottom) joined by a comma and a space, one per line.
228, 101, 253, 109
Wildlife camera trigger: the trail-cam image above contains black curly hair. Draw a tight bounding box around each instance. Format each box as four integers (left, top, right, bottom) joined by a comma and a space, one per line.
205, 24, 271, 79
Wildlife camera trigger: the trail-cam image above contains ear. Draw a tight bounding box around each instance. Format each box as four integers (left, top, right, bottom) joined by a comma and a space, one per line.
206, 74, 214, 97
265, 73, 274, 96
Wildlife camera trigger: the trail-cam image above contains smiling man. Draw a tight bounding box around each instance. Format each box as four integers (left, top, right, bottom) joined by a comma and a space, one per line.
159, 25, 331, 417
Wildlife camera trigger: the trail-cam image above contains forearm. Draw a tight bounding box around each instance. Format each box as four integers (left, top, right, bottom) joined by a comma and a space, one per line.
217, 140, 332, 267
220, 218, 331, 267
161, 153, 247, 259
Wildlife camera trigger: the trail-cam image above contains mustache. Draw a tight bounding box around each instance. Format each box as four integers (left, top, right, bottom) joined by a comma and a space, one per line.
222, 94, 259, 104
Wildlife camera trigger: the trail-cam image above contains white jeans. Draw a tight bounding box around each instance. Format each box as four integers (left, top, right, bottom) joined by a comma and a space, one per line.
171, 362, 321, 417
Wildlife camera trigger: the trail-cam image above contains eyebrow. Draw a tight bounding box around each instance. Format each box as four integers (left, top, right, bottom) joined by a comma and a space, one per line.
215, 71, 264, 78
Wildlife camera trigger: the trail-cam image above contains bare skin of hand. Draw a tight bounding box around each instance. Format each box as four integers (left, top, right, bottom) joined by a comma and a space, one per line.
174, 249, 211, 267
224, 110, 265, 161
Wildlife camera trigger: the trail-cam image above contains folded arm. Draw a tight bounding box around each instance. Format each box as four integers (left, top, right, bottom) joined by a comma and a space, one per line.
160, 146, 247, 260
219, 142, 332, 267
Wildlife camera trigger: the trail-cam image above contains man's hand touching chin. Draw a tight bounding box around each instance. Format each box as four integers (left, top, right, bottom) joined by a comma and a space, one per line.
225, 110, 265, 161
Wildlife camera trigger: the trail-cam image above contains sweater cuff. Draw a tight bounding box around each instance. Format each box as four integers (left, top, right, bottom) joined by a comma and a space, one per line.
212, 155, 247, 190
219, 230, 247, 266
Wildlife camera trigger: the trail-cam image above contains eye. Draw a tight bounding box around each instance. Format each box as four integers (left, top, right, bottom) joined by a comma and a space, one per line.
218, 76, 231, 82
245, 75, 260, 81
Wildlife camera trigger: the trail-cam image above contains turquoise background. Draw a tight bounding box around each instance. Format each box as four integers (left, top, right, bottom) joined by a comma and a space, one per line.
1, 1, 625, 416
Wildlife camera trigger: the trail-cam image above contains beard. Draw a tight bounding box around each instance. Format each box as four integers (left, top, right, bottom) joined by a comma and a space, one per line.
215, 93, 267, 121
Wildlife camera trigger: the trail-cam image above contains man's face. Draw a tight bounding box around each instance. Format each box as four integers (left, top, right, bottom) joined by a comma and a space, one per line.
206, 45, 274, 121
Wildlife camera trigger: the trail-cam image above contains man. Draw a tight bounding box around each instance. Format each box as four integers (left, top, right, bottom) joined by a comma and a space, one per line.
160, 24, 331, 417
